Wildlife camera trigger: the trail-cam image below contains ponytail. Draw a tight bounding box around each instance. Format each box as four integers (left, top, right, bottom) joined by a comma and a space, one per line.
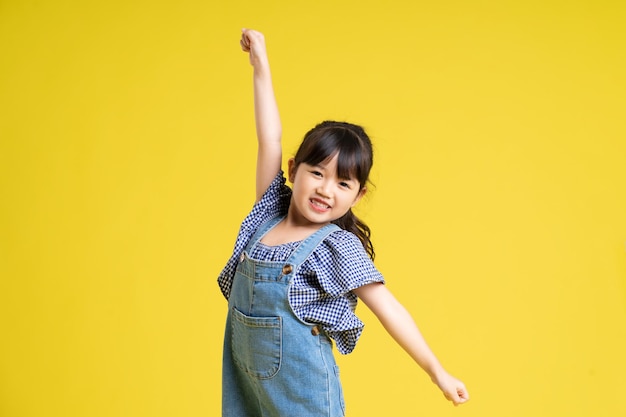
333, 209, 375, 260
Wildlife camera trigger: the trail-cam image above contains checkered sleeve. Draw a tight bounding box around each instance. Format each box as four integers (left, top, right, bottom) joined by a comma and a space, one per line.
217, 171, 291, 299
295, 230, 385, 354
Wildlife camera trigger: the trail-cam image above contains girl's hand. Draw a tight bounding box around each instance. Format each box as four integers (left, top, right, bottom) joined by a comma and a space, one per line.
240, 28, 269, 69
433, 372, 470, 406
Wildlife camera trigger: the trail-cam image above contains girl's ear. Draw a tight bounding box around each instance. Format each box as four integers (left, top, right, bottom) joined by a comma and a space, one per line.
287, 158, 297, 182
351, 186, 367, 207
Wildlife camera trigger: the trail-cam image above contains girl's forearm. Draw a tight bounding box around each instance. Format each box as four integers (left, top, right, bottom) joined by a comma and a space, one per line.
242, 28, 282, 201
253, 66, 281, 146
354, 283, 445, 380
253, 67, 282, 200
356, 283, 470, 405
383, 299, 447, 381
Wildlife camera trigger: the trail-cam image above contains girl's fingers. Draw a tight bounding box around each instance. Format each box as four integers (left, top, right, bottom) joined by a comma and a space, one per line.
240, 35, 250, 48
241, 28, 264, 47
241, 29, 252, 44
240, 29, 251, 51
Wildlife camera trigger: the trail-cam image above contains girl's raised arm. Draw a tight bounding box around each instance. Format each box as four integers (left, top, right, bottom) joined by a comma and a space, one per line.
240, 29, 282, 202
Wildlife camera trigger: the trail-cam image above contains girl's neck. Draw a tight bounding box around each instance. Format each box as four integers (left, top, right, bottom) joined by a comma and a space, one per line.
260, 213, 329, 246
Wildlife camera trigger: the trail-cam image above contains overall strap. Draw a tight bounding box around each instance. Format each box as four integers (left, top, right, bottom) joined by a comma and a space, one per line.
284, 223, 341, 272
244, 214, 285, 253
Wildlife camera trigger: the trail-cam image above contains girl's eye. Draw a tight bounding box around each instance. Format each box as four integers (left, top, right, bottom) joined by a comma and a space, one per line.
311, 170, 322, 177
339, 181, 351, 189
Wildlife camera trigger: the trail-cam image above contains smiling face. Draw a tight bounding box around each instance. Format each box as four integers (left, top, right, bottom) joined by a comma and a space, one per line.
287, 153, 366, 228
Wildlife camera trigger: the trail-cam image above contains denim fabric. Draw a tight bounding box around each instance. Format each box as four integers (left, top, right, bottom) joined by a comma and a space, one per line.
222, 215, 345, 417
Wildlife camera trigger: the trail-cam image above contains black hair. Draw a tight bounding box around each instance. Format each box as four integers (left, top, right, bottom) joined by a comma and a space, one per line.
293, 121, 375, 259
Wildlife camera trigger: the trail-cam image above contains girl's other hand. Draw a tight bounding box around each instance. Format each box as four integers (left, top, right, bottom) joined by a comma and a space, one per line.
434, 372, 470, 406
240, 28, 269, 68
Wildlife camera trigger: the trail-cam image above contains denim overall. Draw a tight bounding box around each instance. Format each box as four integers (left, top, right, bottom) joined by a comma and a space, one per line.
222, 215, 345, 417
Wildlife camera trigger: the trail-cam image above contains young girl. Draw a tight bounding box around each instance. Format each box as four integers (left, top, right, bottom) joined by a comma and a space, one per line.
218, 28, 469, 416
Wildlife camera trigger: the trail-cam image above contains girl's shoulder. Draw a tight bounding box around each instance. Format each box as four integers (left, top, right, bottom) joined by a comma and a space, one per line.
257, 170, 291, 207
317, 228, 371, 263
307, 228, 383, 295
325, 227, 361, 244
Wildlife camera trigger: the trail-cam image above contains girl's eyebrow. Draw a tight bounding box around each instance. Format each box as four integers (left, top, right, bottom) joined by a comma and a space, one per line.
310, 161, 356, 181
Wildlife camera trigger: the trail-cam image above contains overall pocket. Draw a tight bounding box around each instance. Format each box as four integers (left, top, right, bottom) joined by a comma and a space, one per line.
231, 307, 282, 379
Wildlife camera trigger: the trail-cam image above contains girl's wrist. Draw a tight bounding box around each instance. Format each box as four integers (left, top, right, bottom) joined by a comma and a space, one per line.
253, 64, 271, 79
427, 364, 448, 385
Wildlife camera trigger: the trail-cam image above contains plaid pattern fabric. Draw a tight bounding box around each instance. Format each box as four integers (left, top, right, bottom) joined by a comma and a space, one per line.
217, 171, 384, 354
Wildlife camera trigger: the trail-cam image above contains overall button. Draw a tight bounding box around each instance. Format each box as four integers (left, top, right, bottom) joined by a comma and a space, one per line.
282, 264, 293, 275
311, 325, 320, 336
239, 253, 245, 263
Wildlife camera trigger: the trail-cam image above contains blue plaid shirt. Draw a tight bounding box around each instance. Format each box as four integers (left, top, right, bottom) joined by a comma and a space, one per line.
218, 171, 384, 354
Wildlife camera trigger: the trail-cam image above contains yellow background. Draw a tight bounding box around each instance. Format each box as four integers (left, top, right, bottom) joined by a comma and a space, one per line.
1, 1, 625, 416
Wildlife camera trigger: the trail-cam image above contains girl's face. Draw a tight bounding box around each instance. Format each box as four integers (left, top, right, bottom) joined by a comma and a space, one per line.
287, 153, 366, 227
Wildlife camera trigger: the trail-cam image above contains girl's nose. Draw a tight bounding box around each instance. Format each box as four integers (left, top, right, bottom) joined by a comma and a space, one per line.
316, 182, 332, 197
